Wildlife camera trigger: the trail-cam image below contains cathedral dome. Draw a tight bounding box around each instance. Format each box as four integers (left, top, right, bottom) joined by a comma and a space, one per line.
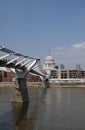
44, 55, 55, 64
43, 51, 55, 75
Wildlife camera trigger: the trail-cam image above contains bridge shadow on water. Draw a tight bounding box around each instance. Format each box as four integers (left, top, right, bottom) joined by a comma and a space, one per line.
0, 87, 49, 130
12, 87, 48, 130
12, 103, 29, 130
12, 102, 42, 130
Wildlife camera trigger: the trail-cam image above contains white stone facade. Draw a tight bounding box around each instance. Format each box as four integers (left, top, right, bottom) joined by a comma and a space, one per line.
43, 53, 55, 75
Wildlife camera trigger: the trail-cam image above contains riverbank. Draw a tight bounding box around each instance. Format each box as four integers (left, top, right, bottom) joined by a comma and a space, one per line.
0, 82, 85, 88
50, 82, 85, 88
0, 82, 43, 88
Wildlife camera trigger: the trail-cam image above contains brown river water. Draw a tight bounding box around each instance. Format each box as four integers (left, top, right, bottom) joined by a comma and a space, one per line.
0, 87, 85, 130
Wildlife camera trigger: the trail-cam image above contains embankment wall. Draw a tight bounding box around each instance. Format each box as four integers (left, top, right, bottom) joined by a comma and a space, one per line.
0, 82, 85, 88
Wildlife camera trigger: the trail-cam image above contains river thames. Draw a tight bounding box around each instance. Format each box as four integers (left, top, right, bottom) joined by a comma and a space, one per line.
0, 87, 85, 130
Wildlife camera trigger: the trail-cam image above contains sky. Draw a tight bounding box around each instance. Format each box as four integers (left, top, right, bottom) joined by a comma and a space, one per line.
0, 0, 85, 69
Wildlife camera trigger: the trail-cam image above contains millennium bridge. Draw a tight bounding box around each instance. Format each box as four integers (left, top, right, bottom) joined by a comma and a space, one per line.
0, 45, 49, 102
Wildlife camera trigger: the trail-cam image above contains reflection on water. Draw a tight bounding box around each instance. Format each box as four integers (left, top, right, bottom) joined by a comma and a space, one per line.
1, 87, 85, 130
12, 103, 29, 130
11, 88, 45, 130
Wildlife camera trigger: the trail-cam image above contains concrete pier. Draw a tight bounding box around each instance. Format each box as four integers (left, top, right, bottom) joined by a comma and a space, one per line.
11, 78, 29, 103
43, 78, 50, 88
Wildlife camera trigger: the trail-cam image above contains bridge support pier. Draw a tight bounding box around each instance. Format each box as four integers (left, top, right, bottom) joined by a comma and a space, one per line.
43, 78, 50, 88
11, 78, 29, 103
10, 59, 39, 103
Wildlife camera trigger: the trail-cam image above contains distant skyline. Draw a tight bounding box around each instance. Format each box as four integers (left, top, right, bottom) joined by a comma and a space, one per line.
0, 0, 85, 68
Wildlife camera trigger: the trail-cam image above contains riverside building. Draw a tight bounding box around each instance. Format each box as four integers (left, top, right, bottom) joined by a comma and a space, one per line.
43, 53, 85, 83
0, 67, 41, 82
0, 53, 85, 83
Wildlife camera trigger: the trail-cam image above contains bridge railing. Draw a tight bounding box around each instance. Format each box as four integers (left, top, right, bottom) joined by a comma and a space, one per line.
0, 45, 39, 70
0, 45, 46, 78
